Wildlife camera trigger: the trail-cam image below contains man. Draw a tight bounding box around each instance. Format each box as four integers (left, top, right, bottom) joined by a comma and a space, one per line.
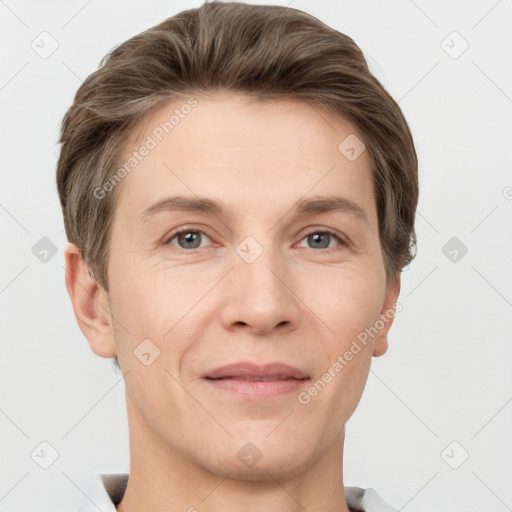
57, 2, 418, 511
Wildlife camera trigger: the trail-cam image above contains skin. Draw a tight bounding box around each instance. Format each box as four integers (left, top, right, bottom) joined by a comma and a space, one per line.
65, 90, 400, 512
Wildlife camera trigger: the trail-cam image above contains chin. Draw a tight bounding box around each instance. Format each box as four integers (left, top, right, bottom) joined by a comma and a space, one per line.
198, 440, 314, 482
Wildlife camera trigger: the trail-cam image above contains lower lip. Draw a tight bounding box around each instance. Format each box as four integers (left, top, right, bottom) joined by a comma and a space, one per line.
205, 378, 309, 398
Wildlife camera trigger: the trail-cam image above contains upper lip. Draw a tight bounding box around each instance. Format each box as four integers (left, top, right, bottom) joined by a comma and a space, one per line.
204, 362, 309, 380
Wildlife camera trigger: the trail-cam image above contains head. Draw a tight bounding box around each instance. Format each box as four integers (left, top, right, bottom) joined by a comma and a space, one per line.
57, 1, 417, 479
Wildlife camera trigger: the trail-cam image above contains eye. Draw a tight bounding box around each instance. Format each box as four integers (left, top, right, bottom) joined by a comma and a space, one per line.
164, 227, 347, 251
164, 228, 213, 250
297, 229, 347, 250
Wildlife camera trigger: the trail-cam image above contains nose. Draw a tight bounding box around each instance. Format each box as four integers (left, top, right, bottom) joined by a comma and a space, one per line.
219, 240, 302, 336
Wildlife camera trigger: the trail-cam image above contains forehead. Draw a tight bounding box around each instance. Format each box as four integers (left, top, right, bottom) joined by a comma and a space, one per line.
114, 91, 376, 226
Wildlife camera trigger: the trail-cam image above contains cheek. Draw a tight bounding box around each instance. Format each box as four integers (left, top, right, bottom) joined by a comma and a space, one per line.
110, 265, 210, 368
299, 263, 384, 340
110, 254, 172, 318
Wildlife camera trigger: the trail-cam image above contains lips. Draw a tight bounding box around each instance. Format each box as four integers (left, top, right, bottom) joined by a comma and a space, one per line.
204, 362, 309, 381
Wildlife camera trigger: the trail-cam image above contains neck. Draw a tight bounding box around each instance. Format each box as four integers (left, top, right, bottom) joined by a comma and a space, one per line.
117, 394, 352, 512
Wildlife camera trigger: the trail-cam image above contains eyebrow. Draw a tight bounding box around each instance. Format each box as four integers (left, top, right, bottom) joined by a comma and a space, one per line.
140, 194, 369, 226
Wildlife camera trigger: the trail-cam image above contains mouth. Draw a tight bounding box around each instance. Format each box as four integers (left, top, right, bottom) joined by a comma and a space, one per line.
203, 362, 310, 399
207, 375, 302, 382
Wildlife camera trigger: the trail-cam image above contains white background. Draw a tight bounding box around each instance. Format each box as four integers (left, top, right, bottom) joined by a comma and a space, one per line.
1, 1, 511, 511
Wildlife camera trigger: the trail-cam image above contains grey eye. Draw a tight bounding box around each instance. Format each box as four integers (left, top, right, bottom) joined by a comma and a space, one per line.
167, 230, 212, 249
307, 232, 332, 249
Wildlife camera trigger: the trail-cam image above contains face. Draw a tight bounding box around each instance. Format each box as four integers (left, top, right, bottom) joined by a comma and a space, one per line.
81, 90, 399, 479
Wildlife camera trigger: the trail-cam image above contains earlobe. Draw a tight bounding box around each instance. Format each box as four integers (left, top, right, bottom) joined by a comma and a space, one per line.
372, 336, 388, 357
372, 274, 401, 358
64, 243, 117, 358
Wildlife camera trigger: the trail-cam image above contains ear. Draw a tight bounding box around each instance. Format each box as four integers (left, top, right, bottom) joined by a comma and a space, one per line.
64, 243, 117, 358
372, 274, 401, 357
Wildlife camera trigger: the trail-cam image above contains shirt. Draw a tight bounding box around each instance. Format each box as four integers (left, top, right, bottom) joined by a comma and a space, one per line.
74, 473, 400, 512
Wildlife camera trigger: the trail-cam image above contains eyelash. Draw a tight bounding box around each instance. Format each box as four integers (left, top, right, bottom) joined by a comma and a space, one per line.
163, 226, 348, 251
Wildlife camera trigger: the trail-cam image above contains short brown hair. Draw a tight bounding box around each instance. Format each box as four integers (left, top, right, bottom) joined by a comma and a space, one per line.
57, 0, 418, 295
